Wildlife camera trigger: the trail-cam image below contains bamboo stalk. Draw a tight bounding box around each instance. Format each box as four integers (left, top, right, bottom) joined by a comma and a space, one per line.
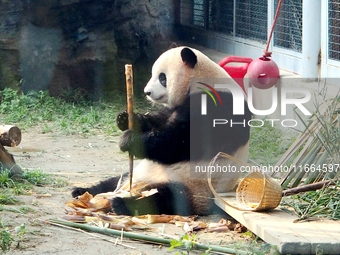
303, 149, 329, 185
49, 219, 249, 255
125, 64, 134, 193
280, 135, 317, 188
288, 140, 321, 188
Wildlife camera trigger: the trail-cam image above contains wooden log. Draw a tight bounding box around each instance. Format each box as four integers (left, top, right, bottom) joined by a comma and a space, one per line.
0, 125, 21, 147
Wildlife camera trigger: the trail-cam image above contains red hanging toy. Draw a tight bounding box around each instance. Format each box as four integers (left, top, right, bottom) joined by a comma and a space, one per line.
220, 0, 283, 90
247, 0, 283, 89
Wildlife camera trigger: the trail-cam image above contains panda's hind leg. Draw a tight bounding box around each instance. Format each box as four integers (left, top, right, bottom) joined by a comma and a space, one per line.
111, 182, 194, 216
71, 173, 127, 197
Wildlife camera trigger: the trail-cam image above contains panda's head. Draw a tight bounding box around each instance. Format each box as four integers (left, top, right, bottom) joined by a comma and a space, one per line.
144, 46, 230, 108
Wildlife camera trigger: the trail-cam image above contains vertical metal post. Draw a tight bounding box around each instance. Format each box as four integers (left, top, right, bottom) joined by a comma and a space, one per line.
204, 0, 209, 30
233, 0, 236, 37
302, 0, 321, 78
267, 0, 274, 50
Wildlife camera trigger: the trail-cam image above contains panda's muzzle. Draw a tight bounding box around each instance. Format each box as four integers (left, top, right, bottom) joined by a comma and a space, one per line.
145, 90, 162, 100
145, 91, 165, 102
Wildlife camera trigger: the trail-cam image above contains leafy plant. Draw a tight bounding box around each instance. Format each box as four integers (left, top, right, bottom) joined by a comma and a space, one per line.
169, 233, 198, 254
0, 191, 18, 205
23, 169, 54, 187
0, 169, 15, 188
281, 179, 340, 221
0, 226, 13, 252
0, 218, 26, 252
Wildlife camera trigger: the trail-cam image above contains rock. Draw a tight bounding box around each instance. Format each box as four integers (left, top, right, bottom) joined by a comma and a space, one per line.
0, 0, 174, 99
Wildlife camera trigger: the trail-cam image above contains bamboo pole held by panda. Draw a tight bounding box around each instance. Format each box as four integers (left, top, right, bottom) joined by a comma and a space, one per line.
125, 64, 134, 194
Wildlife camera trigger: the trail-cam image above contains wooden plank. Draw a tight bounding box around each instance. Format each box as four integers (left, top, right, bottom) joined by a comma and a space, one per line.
214, 195, 340, 254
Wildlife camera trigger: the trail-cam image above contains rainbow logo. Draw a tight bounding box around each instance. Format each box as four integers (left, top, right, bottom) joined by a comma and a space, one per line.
197, 82, 223, 106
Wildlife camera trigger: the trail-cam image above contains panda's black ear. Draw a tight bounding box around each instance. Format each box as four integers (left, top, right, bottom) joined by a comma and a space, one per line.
181, 48, 197, 69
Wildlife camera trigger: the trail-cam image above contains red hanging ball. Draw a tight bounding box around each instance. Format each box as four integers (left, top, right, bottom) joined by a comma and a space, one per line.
247, 57, 280, 89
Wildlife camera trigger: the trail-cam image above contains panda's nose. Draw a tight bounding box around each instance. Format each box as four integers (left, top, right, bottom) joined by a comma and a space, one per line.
145, 91, 151, 96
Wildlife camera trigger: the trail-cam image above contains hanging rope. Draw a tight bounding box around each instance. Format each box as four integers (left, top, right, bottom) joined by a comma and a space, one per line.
263, 0, 284, 59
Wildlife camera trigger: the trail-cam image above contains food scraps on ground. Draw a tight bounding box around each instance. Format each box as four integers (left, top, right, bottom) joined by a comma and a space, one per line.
65, 190, 247, 233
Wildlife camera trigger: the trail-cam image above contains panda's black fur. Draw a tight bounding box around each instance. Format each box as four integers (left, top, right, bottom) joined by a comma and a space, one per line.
72, 47, 251, 216
117, 91, 250, 164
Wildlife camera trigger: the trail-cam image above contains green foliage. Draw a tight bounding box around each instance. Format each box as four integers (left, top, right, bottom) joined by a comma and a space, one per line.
249, 122, 294, 165
0, 191, 18, 205
0, 88, 134, 136
0, 168, 59, 252
168, 233, 280, 255
279, 91, 340, 220
169, 234, 205, 255
229, 237, 280, 255
0, 226, 13, 252
0, 206, 35, 214
0, 169, 15, 189
23, 169, 54, 187
0, 168, 66, 206
0, 218, 26, 252
281, 180, 340, 221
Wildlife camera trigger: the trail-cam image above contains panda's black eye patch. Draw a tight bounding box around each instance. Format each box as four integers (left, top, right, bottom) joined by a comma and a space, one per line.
159, 73, 167, 87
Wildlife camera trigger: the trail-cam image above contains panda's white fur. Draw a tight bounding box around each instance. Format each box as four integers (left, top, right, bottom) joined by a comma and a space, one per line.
72, 46, 250, 215
131, 150, 248, 215
144, 46, 241, 108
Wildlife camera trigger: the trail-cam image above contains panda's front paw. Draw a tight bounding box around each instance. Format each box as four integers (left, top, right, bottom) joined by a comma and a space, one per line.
117, 111, 143, 132
119, 129, 145, 158
116, 111, 129, 131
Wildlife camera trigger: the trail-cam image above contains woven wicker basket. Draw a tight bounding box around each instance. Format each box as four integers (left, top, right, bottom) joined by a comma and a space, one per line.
236, 171, 282, 211
207, 152, 282, 211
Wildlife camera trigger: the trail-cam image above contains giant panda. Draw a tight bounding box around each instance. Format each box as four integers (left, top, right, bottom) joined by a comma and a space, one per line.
72, 46, 251, 216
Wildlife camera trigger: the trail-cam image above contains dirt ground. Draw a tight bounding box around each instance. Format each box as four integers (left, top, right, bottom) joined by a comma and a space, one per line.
3, 130, 253, 255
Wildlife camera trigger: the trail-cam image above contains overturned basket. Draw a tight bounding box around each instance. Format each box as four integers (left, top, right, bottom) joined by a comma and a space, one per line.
235, 171, 282, 211
208, 152, 282, 211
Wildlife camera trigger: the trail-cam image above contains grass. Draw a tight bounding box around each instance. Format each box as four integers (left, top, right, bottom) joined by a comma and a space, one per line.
281, 179, 340, 221
0, 191, 18, 205
249, 121, 295, 165
23, 169, 66, 187
0, 167, 65, 252
0, 88, 149, 137
0, 168, 66, 207
0, 217, 26, 253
